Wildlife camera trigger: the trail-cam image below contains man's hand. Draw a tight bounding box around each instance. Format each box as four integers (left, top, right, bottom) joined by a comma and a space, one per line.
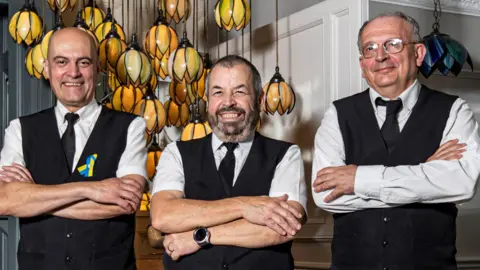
427, 139, 466, 162
0, 163, 35, 183
238, 195, 303, 236
313, 165, 358, 203
87, 178, 143, 213
163, 231, 201, 261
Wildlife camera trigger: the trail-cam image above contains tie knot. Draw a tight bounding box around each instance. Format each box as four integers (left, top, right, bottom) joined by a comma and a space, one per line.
222, 142, 239, 152
64, 113, 79, 125
375, 98, 403, 116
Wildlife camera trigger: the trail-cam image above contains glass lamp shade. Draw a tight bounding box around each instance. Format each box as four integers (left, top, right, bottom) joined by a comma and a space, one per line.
101, 97, 113, 109
94, 8, 126, 42
146, 140, 162, 180
112, 85, 145, 113
9, 2, 43, 46
159, 0, 191, 24
168, 79, 195, 105
25, 44, 46, 79
73, 13, 99, 47
420, 31, 474, 78
214, 0, 250, 31
164, 98, 190, 127
41, 16, 65, 59
167, 33, 204, 84
80, 0, 106, 32
151, 56, 170, 80
191, 53, 212, 99
98, 28, 127, 73
116, 34, 153, 88
108, 72, 121, 91
180, 118, 212, 141
149, 74, 158, 93
133, 89, 167, 142
47, 0, 77, 13
262, 67, 296, 116
145, 11, 178, 60
140, 193, 152, 211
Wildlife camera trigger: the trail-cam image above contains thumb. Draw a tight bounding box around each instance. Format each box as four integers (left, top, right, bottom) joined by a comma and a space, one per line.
275, 194, 289, 201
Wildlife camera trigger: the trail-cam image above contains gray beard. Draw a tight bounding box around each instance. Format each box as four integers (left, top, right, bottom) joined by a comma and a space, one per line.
207, 105, 260, 142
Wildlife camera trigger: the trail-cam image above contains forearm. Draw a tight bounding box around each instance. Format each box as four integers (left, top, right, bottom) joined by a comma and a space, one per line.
210, 219, 293, 248
0, 182, 88, 217
355, 159, 480, 204
50, 200, 131, 220
151, 195, 244, 233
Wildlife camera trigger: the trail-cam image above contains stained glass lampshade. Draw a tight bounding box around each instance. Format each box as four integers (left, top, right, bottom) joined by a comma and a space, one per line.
116, 34, 153, 88
262, 67, 296, 116
47, 0, 77, 13
158, 0, 191, 24
214, 0, 250, 31
8, 1, 43, 46
167, 32, 204, 84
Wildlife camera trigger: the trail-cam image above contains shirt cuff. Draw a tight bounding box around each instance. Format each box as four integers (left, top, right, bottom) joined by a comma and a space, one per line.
117, 165, 148, 179
151, 181, 185, 195
269, 191, 307, 213
354, 165, 385, 200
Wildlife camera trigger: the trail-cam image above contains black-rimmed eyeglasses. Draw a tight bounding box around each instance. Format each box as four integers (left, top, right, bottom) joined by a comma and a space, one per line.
361, 38, 420, 59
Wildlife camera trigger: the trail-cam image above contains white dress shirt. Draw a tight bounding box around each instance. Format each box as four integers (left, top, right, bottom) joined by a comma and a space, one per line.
152, 132, 308, 211
312, 80, 480, 213
0, 99, 148, 178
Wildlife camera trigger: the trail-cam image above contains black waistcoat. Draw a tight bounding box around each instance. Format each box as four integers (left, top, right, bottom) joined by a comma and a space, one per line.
163, 133, 294, 270
18, 106, 137, 270
331, 86, 458, 270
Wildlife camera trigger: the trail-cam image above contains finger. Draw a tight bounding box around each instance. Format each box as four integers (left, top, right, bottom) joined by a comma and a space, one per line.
316, 167, 335, 178
436, 143, 466, 158
279, 201, 302, 219
12, 163, 33, 181
0, 175, 15, 182
437, 148, 466, 160
441, 152, 464, 161
437, 139, 459, 152
265, 218, 286, 235
273, 194, 289, 201
119, 190, 141, 206
121, 178, 143, 191
272, 206, 301, 232
324, 189, 344, 203
171, 251, 179, 261
121, 184, 143, 201
314, 180, 337, 193
0, 170, 22, 181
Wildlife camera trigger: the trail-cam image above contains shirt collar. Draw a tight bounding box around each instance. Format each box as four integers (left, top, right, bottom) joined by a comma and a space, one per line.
55, 98, 100, 126
369, 79, 421, 113
211, 131, 255, 152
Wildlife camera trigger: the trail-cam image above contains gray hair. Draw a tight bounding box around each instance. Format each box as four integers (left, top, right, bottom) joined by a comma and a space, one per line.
357, 11, 422, 53
205, 55, 263, 101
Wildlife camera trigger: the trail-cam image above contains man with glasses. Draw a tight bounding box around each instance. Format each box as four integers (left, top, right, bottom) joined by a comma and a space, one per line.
311, 11, 480, 269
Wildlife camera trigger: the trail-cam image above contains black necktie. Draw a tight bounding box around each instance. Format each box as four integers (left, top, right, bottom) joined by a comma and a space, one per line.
376, 98, 403, 153
218, 143, 239, 188
62, 113, 79, 172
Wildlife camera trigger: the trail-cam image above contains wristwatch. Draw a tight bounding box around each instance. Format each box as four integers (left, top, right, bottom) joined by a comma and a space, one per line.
193, 227, 210, 247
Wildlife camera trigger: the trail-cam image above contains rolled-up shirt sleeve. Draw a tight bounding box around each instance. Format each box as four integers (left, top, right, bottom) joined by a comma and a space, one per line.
0, 119, 25, 168
116, 117, 148, 179
151, 142, 185, 194
269, 145, 308, 212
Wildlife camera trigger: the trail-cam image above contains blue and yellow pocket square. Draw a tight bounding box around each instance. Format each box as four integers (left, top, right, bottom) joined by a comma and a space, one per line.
77, 154, 98, 177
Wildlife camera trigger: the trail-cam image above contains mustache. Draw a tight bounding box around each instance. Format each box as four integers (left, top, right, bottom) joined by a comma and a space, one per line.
216, 106, 246, 115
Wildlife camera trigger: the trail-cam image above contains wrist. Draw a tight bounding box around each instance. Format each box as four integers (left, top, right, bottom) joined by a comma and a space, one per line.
193, 227, 211, 247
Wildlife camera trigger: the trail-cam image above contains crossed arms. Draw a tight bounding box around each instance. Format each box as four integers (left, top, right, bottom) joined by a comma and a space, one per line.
312, 100, 480, 213
150, 143, 307, 261
0, 117, 147, 220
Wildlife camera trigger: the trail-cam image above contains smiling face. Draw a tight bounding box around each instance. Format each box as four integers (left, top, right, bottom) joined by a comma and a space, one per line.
207, 63, 260, 142
359, 16, 426, 98
44, 27, 98, 112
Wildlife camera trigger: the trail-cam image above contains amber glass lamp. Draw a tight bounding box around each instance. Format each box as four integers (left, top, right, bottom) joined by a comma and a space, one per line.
262, 0, 295, 116
145, 10, 178, 61
146, 139, 162, 180
164, 98, 190, 127
168, 32, 204, 84
180, 107, 211, 141
73, 12, 99, 47
191, 53, 211, 100
41, 15, 64, 60
108, 72, 121, 91
98, 26, 127, 73
80, 0, 105, 32
111, 85, 144, 113
47, 0, 77, 13
25, 44, 46, 79
116, 34, 153, 88
95, 7, 126, 42
158, 0, 191, 24
9, 1, 43, 46
168, 79, 195, 105
214, 0, 250, 31
133, 87, 167, 145
151, 55, 170, 80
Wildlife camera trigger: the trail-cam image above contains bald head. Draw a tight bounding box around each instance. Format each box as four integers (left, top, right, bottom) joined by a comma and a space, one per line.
48, 27, 97, 63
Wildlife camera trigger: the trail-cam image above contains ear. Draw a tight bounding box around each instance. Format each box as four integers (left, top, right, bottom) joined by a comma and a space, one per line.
414, 43, 426, 67
43, 59, 49, 80
359, 57, 366, 79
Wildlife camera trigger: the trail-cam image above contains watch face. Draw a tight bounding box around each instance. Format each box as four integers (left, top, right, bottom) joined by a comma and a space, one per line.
194, 229, 207, 242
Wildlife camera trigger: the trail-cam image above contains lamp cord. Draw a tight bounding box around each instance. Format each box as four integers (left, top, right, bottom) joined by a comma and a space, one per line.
275, 0, 278, 68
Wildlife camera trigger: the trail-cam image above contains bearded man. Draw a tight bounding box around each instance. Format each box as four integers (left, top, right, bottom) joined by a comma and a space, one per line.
150, 55, 307, 270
